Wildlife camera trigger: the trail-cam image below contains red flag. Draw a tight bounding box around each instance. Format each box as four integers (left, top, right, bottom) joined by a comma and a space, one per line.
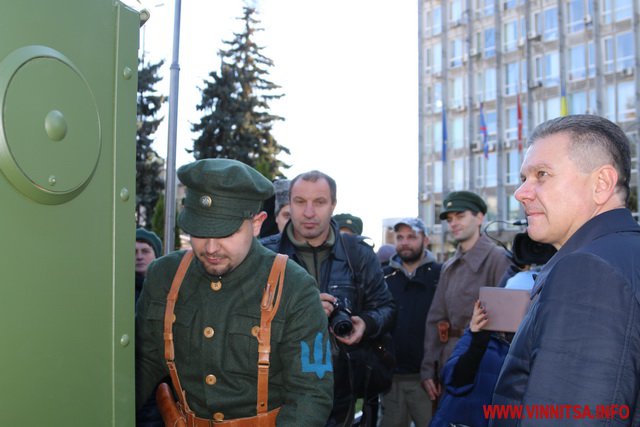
517, 94, 523, 153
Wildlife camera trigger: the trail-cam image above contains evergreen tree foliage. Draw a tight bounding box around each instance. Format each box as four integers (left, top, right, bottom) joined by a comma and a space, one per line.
191, 7, 289, 179
136, 59, 166, 228
151, 194, 182, 251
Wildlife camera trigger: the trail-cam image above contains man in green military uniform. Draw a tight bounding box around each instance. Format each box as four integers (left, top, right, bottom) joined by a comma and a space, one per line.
136, 159, 333, 426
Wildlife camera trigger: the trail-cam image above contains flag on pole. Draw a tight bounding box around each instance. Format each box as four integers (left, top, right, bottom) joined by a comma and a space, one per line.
517, 93, 523, 153
560, 84, 568, 117
479, 102, 489, 159
442, 107, 447, 162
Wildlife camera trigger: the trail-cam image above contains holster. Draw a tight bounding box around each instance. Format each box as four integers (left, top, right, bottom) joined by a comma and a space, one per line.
156, 382, 187, 427
437, 320, 450, 343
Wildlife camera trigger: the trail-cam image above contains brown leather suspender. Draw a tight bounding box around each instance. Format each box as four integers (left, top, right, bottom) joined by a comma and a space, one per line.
162, 251, 288, 425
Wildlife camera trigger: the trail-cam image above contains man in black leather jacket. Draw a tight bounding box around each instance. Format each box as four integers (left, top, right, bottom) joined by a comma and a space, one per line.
261, 170, 396, 427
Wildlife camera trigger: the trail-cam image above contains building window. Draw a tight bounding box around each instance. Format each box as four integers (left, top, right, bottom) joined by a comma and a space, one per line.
618, 80, 636, 122
568, 44, 587, 80
486, 110, 497, 140
451, 76, 465, 109
483, 0, 494, 16
567, 0, 585, 33
452, 117, 465, 150
545, 97, 562, 120
614, 0, 632, 21
486, 153, 497, 187
450, 38, 463, 68
507, 195, 521, 221
453, 158, 465, 190
484, 68, 497, 101
543, 7, 558, 41
434, 161, 443, 193
503, 20, 518, 52
434, 82, 443, 112
505, 106, 518, 141
570, 91, 587, 114
503, 0, 517, 10
450, 0, 463, 24
433, 6, 442, 35
434, 121, 443, 156
484, 28, 496, 58
543, 51, 559, 86
603, 37, 614, 73
505, 61, 519, 96
506, 150, 520, 185
616, 32, 634, 71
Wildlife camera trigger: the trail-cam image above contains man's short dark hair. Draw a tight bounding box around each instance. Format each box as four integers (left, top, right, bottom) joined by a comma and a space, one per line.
290, 170, 337, 204
529, 114, 631, 202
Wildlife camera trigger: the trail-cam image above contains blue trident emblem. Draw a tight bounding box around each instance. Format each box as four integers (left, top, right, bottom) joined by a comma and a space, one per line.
301, 332, 332, 379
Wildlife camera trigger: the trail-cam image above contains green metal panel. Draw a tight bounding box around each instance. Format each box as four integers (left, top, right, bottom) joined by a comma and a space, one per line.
0, 1, 139, 425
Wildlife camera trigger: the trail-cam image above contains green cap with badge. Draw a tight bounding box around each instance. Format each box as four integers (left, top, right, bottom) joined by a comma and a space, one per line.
439, 190, 488, 220
333, 213, 363, 235
177, 159, 274, 238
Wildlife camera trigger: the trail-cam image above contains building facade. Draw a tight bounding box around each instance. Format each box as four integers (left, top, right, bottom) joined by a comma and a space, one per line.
418, 0, 640, 257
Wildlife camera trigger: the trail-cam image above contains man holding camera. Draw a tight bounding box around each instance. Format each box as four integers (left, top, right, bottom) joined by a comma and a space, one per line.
261, 170, 396, 427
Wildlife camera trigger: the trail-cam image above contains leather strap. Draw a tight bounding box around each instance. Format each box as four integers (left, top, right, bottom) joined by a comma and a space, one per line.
256, 254, 287, 415
163, 250, 196, 418
162, 251, 288, 424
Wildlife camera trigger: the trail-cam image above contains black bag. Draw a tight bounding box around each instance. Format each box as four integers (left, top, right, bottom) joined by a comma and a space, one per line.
346, 332, 396, 398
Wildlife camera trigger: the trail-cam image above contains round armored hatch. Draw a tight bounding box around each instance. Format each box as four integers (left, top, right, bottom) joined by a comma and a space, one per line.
0, 46, 101, 204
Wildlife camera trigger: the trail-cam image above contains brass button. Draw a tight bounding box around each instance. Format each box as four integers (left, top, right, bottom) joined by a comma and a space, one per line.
251, 326, 260, 337
210, 281, 222, 291
205, 374, 217, 385
203, 327, 214, 338
213, 412, 224, 421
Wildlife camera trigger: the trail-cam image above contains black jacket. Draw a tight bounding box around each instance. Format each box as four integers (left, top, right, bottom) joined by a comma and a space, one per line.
261, 221, 396, 339
383, 252, 441, 374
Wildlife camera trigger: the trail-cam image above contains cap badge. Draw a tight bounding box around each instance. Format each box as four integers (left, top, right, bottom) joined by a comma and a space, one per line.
447, 201, 453, 207
346, 219, 353, 224
200, 195, 213, 208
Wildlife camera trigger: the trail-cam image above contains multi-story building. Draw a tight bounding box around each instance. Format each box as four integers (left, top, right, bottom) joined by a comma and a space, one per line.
418, 0, 639, 258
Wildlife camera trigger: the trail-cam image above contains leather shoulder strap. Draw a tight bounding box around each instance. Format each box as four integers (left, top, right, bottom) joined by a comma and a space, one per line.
256, 253, 288, 415
162, 250, 195, 417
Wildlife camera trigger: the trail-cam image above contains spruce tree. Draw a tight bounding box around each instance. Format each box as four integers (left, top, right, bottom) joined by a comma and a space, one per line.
191, 7, 289, 179
136, 59, 166, 227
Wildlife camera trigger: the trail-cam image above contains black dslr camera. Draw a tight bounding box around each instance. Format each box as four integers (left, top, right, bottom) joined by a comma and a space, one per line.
512, 232, 556, 266
330, 298, 354, 337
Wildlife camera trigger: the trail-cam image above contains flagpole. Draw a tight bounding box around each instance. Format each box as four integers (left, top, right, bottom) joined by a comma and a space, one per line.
163, 0, 182, 254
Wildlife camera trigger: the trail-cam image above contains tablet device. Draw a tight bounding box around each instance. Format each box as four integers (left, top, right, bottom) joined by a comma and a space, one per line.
479, 286, 532, 333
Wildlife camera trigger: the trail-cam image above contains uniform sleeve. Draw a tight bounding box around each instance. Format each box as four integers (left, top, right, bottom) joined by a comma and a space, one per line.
421, 266, 450, 382
356, 244, 396, 339
520, 253, 639, 422
135, 260, 170, 411
275, 267, 333, 427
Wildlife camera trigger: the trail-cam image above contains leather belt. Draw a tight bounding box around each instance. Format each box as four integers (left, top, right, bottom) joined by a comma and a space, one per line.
189, 407, 280, 427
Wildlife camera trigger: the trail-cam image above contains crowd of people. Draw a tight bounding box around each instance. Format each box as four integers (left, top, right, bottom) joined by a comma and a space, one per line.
134, 114, 639, 426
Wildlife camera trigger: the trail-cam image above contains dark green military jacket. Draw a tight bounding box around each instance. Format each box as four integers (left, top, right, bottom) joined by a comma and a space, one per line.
136, 239, 333, 426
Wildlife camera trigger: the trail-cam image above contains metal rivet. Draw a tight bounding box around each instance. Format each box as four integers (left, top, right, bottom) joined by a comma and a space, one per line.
123, 66, 132, 80
48, 175, 56, 186
204, 327, 215, 338
120, 188, 130, 201
44, 110, 67, 141
211, 281, 222, 291
251, 326, 260, 337
120, 334, 130, 347
205, 374, 217, 385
